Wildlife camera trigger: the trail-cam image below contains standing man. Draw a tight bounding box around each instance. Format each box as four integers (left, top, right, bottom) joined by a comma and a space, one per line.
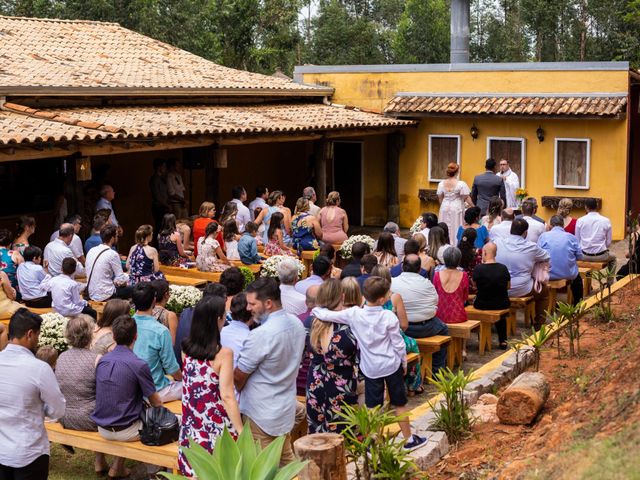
471, 158, 506, 216
230, 186, 251, 233
96, 184, 118, 227
234, 278, 305, 466
575, 198, 616, 272
497, 158, 520, 209
303, 186, 321, 216
149, 159, 169, 236
249, 186, 269, 220
167, 159, 188, 219
0, 308, 66, 479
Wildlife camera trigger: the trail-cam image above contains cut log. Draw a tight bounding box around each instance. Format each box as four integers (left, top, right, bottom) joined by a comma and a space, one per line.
293, 433, 347, 480
497, 372, 550, 425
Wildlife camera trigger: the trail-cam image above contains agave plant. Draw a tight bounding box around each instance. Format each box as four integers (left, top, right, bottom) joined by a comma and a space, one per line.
160, 423, 307, 480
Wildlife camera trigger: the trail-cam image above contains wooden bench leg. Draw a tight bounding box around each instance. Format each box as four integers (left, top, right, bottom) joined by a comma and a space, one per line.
451, 338, 463, 367
528, 303, 535, 326
447, 343, 455, 370
548, 288, 557, 312
420, 352, 433, 381
479, 321, 492, 355
507, 311, 516, 337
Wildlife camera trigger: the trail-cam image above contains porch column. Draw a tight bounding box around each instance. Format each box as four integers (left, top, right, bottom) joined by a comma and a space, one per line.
314, 139, 332, 206
204, 146, 219, 206
387, 132, 405, 223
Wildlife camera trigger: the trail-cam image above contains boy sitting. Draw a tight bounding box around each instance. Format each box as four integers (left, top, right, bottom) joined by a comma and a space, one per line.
238, 222, 262, 265
312, 276, 426, 450
17, 245, 52, 308
47, 257, 97, 319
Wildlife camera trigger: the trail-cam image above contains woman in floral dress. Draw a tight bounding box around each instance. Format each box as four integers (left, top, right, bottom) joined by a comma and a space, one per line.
179, 296, 243, 476
126, 225, 165, 285
196, 222, 231, 272
292, 197, 322, 253
306, 279, 358, 433
264, 212, 295, 257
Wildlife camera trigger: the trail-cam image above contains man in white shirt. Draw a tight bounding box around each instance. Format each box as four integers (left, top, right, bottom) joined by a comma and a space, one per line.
496, 158, 520, 209
167, 159, 188, 219
49, 214, 85, 265
489, 208, 514, 241
230, 186, 252, 233
85, 225, 131, 301
521, 200, 546, 243
277, 259, 307, 317
96, 184, 118, 227
47, 257, 97, 319
0, 308, 66, 478
43, 224, 86, 277
249, 186, 269, 220
414, 213, 438, 244
303, 186, 321, 217
575, 198, 616, 271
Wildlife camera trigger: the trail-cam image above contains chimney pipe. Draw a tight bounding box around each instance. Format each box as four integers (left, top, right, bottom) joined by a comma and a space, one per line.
450, 0, 470, 64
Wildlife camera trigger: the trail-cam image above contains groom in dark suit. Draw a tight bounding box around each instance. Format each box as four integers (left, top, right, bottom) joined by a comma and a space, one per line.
471, 158, 507, 215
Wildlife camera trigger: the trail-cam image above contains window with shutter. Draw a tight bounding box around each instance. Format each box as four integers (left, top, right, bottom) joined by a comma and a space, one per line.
428, 135, 460, 182
554, 138, 591, 189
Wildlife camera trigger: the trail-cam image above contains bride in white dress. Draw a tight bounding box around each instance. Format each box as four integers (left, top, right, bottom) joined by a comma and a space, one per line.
437, 163, 474, 242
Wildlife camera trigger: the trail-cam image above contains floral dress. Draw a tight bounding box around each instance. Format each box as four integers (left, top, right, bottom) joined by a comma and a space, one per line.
306, 322, 359, 434
292, 213, 319, 253
179, 355, 236, 477
129, 245, 165, 285
196, 237, 230, 272
264, 229, 295, 257
0, 247, 18, 290
383, 300, 422, 392
158, 233, 186, 266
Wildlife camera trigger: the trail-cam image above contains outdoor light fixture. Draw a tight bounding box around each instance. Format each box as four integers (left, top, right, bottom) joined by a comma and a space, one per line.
470, 124, 479, 140
76, 156, 92, 181
536, 126, 545, 143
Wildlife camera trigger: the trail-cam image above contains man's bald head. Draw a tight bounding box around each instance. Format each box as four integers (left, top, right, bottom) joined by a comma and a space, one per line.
482, 242, 497, 262
402, 254, 422, 273
305, 284, 320, 309
501, 208, 515, 221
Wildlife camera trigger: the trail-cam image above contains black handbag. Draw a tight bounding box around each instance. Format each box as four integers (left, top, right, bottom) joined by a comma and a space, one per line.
139, 405, 179, 446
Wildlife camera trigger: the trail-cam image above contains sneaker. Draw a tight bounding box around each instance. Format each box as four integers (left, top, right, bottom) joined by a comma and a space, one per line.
403, 434, 427, 450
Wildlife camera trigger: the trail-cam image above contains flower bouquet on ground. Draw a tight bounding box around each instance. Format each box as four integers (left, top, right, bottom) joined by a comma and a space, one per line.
260, 255, 305, 279
166, 285, 203, 314
38, 312, 69, 353
515, 188, 528, 208
410, 216, 423, 235
338, 235, 376, 261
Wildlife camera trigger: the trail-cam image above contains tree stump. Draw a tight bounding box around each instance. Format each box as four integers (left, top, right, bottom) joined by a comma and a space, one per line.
497, 372, 550, 425
293, 433, 347, 480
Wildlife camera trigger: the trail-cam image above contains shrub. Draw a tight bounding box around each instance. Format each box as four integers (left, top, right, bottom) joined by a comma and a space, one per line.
428, 368, 474, 442
238, 266, 255, 289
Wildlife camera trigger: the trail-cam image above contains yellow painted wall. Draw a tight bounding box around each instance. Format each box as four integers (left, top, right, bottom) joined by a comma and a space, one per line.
362, 134, 388, 225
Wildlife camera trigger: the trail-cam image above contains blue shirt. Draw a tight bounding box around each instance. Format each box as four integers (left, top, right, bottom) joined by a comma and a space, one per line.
84, 234, 102, 254
390, 263, 428, 278
16, 262, 50, 300
537, 227, 583, 280
238, 232, 260, 264
132, 313, 180, 390
457, 225, 489, 249
495, 234, 550, 297
220, 320, 251, 367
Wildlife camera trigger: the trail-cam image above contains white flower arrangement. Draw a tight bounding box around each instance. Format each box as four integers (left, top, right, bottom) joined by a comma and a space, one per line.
410, 216, 423, 234
166, 285, 203, 314
261, 255, 305, 279
339, 235, 376, 260
38, 312, 69, 353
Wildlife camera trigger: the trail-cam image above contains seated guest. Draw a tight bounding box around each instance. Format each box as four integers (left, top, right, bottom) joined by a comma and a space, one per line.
249, 186, 269, 220
238, 222, 262, 265
84, 212, 110, 254
219, 201, 239, 233
458, 228, 481, 293
229, 186, 251, 232
356, 254, 378, 290
176, 218, 193, 253
264, 212, 295, 257
319, 243, 341, 278
296, 256, 332, 295
516, 197, 545, 223
480, 196, 503, 231
196, 222, 231, 273
91, 315, 162, 479
575, 198, 616, 271
521, 199, 546, 243
221, 293, 254, 367
0, 270, 22, 318
278, 259, 307, 317
390, 240, 429, 278
50, 214, 85, 265
0, 309, 65, 479
413, 233, 434, 272
223, 219, 241, 261
192, 201, 220, 257
306, 279, 358, 434
456, 207, 489, 249
0, 228, 24, 289
132, 283, 182, 402
220, 267, 245, 314
302, 186, 321, 217
296, 285, 319, 396
11, 215, 36, 255
35, 345, 58, 370
17, 246, 52, 308
126, 225, 164, 285
414, 212, 438, 240
158, 213, 189, 266
44, 224, 84, 278
318, 191, 349, 244
341, 277, 363, 308
91, 298, 131, 355
179, 296, 243, 477
379, 222, 407, 262
48, 258, 97, 320
55, 315, 108, 474
373, 232, 399, 268
85, 225, 131, 302
495, 219, 551, 329
557, 198, 577, 234
340, 241, 370, 279
473, 243, 511, 349
427, 226, 450, 266
292, 197, 322, 253
437, 221, 451, 245
151, 279, 179, 344
538, 215, 584, 304
489, 208, 515, 242
390, 254, 449, 375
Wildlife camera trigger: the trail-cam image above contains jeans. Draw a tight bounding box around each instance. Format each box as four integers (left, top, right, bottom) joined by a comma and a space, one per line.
23, 294, 52, 308
406, 317, 449, 376
112, 286, 134, 300
570, 275, 584, 305
0, 455, 49, 480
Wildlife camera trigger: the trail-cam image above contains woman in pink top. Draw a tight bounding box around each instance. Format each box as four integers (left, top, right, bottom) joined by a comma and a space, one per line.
319, 191, 349, 244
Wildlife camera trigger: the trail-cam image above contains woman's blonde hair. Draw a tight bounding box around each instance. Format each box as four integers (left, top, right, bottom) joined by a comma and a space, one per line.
198, 201, 215, 217
310, 279, 343, 354
268, 190, 284, 206
413, 232, 427, 252
557, 198, 573, 216
326, 191, 341, 206
135, 225, 153, 245
295, 197, 310, 215
371, 264, 392, 282
341, 276, 362, 308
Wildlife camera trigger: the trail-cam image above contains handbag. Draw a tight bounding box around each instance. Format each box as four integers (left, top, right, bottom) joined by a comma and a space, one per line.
532, 260, 550, 293
139, 405, 179, 446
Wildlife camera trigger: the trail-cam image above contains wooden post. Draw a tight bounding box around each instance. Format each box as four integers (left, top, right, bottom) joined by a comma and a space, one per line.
293, 433, 347, 480
314, 139, 331, 207
387, 132, 404, 224
204, 145, 219, 206
497, 372, 550, 425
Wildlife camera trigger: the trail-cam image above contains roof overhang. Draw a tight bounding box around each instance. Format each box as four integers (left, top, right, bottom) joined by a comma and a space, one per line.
0, 86, 335, 97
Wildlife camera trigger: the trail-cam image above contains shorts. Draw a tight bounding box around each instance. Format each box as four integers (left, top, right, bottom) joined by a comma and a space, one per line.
363, 365, 407, 408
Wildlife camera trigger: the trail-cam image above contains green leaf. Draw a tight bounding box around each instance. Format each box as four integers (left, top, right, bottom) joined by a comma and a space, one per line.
236, 421, 258, 468
182, 440, 223, 480
249, 435, 285, 480
272, 460, 309, 480
213, 427, 241, 479
157, 473, 185, 480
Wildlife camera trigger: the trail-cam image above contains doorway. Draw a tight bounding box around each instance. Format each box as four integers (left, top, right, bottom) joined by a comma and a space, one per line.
332, 141, 363, 226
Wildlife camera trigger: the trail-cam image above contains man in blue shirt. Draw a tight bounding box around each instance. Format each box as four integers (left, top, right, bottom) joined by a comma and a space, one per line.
131, 282, 182, 402
538, 215, 584, 304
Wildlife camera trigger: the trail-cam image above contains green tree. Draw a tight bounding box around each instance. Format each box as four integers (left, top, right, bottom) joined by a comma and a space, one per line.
392, 0, 449, 63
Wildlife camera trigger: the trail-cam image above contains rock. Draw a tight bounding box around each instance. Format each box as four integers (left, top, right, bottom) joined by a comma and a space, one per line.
478, 393, 499, 405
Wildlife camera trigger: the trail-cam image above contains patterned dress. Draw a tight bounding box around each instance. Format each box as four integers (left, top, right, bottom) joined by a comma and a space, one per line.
433, 271, 469, 324
11, 242, 28, 256
196, 237, 230, 272
0, 247, 18, 290
292, 213, 319, 253
129, 245, 165, 285
158, 233, 185, 266
264, 230, 295, 257
306, 322, 358, 434
55, 348, 99, 431
179, 355, 236, 477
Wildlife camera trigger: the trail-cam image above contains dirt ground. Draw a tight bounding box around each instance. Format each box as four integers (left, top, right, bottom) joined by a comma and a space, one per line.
428, 279, 640, 480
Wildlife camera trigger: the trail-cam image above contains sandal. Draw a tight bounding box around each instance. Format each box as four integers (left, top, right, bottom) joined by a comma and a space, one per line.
410, 385, 425, 395
499, 342, 508, 350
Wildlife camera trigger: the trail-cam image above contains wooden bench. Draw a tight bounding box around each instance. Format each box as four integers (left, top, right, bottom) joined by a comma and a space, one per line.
45, 422, 178, 471
577, 261, 608, 295
465, 306, 510, 355
164, 274, 207, 288
300, 250, 317, 279
2, 307, 54, 326
229, 260, 262, 274
446, 320, 481, 367
548, 279, 573, 311
414, 335, 451, 380
509, 296, 534, 333
159, 265, 222, 283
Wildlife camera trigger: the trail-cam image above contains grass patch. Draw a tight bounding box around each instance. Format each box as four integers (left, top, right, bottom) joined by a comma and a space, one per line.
49, 444, 138, 480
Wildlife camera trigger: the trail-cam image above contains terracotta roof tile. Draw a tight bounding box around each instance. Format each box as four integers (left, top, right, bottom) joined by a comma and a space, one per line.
384, 94, 627, 117
0, 16, 329, 95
